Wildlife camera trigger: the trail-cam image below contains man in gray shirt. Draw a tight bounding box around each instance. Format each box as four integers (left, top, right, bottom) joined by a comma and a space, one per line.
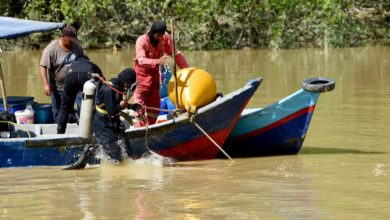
39, 26, 84, 123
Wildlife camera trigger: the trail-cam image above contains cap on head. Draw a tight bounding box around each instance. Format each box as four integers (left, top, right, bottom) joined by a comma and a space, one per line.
61, 26, 78, 39
150, 21, 166, 35
118, 68, 136, 86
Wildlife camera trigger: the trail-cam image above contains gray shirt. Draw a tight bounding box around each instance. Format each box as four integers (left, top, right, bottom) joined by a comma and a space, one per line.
40, 39, 84, 91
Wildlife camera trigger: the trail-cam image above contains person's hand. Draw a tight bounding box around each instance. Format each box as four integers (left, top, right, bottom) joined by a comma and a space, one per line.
43, 84, 51, 96
129, 103, 143, 112
158, 54, 168, 65
120, 100, 129, 108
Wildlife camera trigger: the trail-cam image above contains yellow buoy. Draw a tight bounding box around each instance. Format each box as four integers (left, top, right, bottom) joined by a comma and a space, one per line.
168, 67, 216, 113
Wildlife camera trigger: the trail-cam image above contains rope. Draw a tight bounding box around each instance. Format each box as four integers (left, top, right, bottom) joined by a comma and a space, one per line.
93, 74, 125, 95
0, 121, 31, 138
193, 121, 232, 160
138, 105, 232, 160
160, 65, 168, 75
142, 110, 162, 157
159, 65, 169, 83
144, 106, 180, 114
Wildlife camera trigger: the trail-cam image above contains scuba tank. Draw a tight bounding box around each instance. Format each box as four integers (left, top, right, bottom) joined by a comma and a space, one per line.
79, 79, 97, 138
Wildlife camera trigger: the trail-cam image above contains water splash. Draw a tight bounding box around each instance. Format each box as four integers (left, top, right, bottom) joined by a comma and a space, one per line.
132, 152, 175, 167
90, 139, 175, 167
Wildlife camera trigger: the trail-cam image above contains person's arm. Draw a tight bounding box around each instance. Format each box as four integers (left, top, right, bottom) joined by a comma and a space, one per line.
165, 34, 189, 69
39, 66, 51, 96
39, 46, 52, 96
175, 51, 189, 69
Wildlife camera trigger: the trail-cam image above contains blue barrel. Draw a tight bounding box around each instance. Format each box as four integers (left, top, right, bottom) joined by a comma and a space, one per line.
0, 96, 34, 114
33, 104, 54, 124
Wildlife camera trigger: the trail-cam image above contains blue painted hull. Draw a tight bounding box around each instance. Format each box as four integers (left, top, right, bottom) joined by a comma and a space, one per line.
0, 79, 261, 168
0, 142, 85, 167
222, 89, 321, 157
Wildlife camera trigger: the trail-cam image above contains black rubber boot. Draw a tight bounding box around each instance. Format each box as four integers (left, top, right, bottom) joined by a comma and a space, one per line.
63, 145, 97, 170
57, 125, 66, 134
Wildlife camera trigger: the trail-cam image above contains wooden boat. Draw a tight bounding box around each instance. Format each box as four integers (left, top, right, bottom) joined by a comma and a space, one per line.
222, 77, 335, 157
0, 78, 261, 167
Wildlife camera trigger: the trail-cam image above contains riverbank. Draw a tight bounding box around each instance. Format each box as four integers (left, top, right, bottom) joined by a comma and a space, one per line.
1, 1, 389, 50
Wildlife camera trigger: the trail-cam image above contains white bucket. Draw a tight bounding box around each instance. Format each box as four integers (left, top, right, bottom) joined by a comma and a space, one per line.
15, 109, 34, 124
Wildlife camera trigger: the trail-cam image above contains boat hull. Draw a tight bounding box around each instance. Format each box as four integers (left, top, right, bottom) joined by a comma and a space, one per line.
0, 141, 86, 167
125, 79, 262, 160
0, 79, 261, 167
222, 89, 320, 157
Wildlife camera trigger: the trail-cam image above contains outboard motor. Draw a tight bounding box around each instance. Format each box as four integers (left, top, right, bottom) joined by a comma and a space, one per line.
79, 79, 97, 138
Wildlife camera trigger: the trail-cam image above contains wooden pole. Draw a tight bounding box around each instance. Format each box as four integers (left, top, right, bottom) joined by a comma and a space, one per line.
0, 47, 8, 112
170, 19, 179, 109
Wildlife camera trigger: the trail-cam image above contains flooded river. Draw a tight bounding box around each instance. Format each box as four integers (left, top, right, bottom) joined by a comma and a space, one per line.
0, 46, 389, 219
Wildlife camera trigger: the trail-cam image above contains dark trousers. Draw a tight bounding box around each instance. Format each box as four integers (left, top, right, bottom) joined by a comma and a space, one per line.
92, 113, 132, 162
50, 87, 62, 123
57, 72, 88, 133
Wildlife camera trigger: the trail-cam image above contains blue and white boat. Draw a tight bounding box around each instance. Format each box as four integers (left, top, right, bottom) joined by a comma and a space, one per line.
158, 68, 336, 157
222, 77, 335, 157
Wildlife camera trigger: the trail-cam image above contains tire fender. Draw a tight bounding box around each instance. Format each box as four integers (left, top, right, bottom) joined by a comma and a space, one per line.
301, 77, 335, 93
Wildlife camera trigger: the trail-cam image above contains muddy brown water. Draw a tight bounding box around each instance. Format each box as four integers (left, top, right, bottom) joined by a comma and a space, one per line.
0, 46, 389, 219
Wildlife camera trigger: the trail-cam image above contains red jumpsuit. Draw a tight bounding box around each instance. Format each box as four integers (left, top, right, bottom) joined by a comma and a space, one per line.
133, 33, 189, 126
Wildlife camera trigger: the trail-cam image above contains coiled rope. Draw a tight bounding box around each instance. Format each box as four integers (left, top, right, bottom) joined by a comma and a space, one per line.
0, 120, 31, 138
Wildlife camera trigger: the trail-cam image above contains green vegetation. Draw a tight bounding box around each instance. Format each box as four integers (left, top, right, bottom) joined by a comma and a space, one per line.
1, 0, 389, 50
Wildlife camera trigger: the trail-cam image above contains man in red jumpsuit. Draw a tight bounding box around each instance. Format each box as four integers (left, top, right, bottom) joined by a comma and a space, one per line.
133, 20, 189, 126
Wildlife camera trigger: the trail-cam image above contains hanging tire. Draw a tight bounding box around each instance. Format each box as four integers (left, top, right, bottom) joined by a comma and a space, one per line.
301, 77, 335, 93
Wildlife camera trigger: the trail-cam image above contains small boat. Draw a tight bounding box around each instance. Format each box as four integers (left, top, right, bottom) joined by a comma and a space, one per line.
1, 78, 261, 168
222, 77, 335, 157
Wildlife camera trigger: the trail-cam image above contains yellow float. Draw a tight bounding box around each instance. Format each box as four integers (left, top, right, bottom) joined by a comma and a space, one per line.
168, 67, 216, 113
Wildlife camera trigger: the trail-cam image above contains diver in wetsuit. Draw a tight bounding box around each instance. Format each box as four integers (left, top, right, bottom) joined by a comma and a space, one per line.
93, 68, 141, 162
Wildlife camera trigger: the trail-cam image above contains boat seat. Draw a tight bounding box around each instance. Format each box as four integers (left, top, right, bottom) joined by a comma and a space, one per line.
10, 123, 80, 137
39, 123, 79, 135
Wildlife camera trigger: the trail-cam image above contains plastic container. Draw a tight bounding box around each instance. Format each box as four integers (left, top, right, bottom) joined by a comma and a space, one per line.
15, 107, 34, 124
34, 104, 53, 124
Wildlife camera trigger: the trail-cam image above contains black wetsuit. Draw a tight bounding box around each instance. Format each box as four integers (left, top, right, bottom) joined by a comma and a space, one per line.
57, 59, 102, 134
93, 79, 131, 161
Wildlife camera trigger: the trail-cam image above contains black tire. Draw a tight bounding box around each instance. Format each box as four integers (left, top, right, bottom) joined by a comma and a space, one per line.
301, 77, 335, 93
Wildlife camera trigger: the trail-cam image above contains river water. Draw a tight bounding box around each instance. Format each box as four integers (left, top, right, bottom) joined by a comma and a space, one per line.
0, 46, 389, 219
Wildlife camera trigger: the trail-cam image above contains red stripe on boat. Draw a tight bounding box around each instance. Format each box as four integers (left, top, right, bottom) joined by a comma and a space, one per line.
158, 98, 251, 160
158, 128, 230, 160
231, 105, 316, 143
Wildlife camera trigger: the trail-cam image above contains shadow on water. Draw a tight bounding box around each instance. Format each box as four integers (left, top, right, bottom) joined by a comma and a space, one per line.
300, 146, 387, 155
